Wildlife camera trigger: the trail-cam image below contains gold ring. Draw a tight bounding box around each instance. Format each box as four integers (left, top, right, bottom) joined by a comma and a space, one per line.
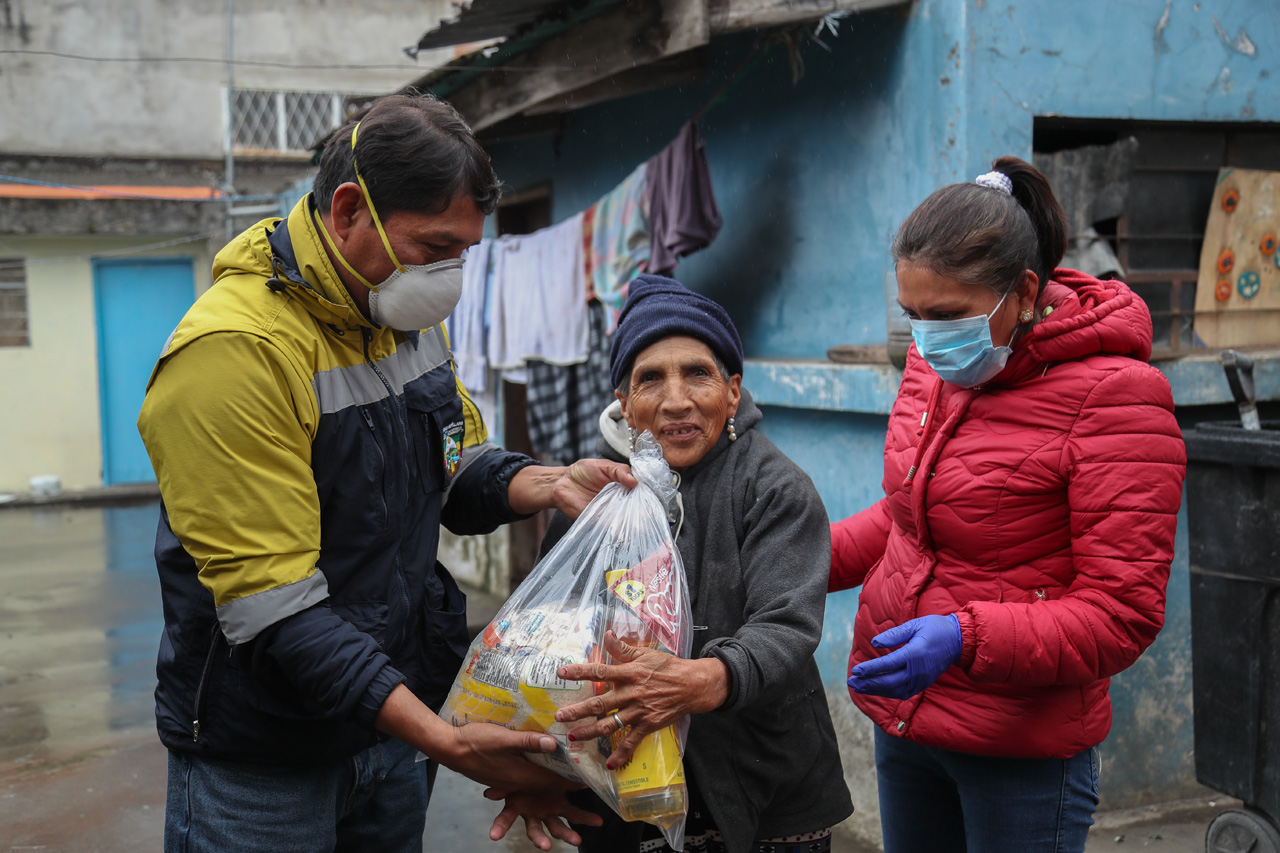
611, 712, 624, 731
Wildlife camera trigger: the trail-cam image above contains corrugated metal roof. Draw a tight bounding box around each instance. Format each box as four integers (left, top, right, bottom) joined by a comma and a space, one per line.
415, 0, 602, 50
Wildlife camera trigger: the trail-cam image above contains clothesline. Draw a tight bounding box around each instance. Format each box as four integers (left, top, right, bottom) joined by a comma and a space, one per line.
448, 31, 822, 463
446, 119, 724, 464
449, 34, 768, 384
447, 119, 721, 382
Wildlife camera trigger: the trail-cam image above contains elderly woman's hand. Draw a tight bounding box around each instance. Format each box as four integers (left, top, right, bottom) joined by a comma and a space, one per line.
554, 632, 730, 767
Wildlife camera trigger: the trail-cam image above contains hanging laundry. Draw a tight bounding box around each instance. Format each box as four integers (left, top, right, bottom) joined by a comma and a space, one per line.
464, 121, 721, 392
581, 203, 597, 298
446, 238, 491, 393
525, 301, 614, 466
586, 163, 650, 332
646, 120, 723, 276
487, 212, 589, 371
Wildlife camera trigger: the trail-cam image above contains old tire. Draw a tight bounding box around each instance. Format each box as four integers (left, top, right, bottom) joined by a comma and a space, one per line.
1206, 808, 1280, 853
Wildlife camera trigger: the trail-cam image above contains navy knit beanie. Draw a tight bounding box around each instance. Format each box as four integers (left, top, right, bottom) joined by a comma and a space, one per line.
609, 274, 744, 389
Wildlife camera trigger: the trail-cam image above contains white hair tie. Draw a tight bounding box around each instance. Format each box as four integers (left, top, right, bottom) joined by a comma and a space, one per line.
975, 171, 1013, 196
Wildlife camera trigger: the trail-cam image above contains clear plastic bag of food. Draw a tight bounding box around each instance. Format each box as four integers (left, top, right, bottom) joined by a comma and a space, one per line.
441, 431, 692, 849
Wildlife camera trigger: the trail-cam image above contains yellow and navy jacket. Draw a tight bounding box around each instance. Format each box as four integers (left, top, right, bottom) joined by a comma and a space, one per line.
138, 194, 533, 763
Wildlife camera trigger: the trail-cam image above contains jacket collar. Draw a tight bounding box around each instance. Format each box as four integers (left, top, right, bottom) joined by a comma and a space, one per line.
599, 399, 632, 460
985, 267, 1153, 387
211, 193, 375, 332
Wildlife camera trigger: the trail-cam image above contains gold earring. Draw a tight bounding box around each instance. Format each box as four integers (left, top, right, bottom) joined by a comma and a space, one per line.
1019, 309, 1034, 323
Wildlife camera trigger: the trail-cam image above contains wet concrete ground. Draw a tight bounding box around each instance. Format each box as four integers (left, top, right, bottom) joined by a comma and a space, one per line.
0, 501, 579, 852
0, 500, 1233, 851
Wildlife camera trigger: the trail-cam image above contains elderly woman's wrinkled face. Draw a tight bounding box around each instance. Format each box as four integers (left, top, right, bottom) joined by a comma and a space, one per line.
619, 336, 741, 473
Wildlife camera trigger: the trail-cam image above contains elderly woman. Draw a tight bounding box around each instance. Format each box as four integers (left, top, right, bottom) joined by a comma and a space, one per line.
513, 274, 852, 853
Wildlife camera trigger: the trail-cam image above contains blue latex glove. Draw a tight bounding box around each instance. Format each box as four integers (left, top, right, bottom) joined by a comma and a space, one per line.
847, 614, 963, 700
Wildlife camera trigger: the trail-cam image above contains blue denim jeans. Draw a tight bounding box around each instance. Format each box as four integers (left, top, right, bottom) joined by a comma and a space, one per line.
165, 736, 430, 853
874, 727, 1100, 853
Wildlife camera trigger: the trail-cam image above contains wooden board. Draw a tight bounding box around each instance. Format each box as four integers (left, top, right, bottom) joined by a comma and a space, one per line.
1194, 168, 1280, 348
447, 0, 708, 132
710, 0, 907, 32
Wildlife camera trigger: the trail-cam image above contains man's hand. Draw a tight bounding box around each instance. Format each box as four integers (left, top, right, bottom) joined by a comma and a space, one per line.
508, 460, 636, 519
483, 788, 603, 851
553, 459, 636, 518
438, 721, 571, 791
374, 684, 566, 791
554, 632, 727, 767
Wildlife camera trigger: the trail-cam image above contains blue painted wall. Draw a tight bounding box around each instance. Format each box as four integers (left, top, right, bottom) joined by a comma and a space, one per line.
481, 0, 1280, 810
963, 0, 1279, 167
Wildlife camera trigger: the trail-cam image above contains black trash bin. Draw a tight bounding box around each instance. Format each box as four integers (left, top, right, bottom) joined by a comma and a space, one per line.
1185, 421, 1280, 852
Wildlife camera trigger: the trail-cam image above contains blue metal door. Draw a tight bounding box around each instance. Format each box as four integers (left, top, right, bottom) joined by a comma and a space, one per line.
94, 258, 195, 485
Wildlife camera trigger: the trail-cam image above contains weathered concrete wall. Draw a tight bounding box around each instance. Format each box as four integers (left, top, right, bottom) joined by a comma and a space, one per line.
0, 0, 456, 159
0, 154, 320, 231
0, 234, 213, 493
0, 197, 223, 237
0, 0, 467, 491
478, 0, 1280, 835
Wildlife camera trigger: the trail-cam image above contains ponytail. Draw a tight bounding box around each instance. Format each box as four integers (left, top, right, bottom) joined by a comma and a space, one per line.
892, 155, 1069, 300
991, 155, 1068, 286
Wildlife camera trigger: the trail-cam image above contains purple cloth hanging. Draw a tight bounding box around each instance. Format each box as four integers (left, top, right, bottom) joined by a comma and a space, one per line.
645, 121, 723, 276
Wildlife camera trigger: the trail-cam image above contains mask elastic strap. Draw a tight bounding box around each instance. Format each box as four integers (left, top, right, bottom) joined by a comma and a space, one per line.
990, 289, 1010, 317
312, 207, 375, 290
350, 123, 407, 276
991, 288, 1023, 348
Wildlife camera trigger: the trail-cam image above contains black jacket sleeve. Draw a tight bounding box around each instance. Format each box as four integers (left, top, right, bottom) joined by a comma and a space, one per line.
441, 443, 539, 535
244, 606, 406, 729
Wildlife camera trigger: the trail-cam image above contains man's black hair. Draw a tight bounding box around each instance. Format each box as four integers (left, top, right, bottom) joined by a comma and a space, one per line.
313, 93, 501, 216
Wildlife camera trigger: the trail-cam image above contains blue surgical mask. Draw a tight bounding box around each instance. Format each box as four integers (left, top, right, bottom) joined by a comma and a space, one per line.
909, 291, 1013, 387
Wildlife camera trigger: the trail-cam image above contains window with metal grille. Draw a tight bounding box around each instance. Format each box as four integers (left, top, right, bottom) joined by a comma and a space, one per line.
230, 89, 368, 154
1035, 119, 1280, 357
0, 259, 29, 347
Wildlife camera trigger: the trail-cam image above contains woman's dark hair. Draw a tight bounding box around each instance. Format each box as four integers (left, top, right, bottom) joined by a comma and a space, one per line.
891, 156, 1068, 298
313, 93, 501, 217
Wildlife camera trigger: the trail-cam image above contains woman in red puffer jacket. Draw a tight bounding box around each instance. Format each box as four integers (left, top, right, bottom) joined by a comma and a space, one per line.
829, 156, 1186, 853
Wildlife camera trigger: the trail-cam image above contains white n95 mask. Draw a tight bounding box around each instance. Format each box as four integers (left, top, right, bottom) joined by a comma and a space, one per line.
366, 258, 464, 331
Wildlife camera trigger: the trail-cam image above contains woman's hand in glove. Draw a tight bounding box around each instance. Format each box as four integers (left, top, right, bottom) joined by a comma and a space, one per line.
848, 614, 963, 700
555, 632, 729, 767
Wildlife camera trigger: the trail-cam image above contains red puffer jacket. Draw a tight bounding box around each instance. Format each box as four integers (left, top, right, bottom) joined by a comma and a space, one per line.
830, 269, 1186, 759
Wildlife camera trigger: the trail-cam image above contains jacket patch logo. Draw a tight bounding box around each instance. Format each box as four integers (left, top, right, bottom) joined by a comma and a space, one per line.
443, 421, 464, 478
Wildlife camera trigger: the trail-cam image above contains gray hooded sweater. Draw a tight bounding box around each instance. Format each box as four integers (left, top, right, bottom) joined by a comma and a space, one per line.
542, 390, 853, 852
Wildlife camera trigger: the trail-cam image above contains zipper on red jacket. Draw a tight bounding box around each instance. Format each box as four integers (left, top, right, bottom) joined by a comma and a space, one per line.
904, 379, 945, 488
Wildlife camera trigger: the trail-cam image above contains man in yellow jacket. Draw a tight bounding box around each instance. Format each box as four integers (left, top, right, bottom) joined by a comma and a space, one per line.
138, 94, 625, 852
